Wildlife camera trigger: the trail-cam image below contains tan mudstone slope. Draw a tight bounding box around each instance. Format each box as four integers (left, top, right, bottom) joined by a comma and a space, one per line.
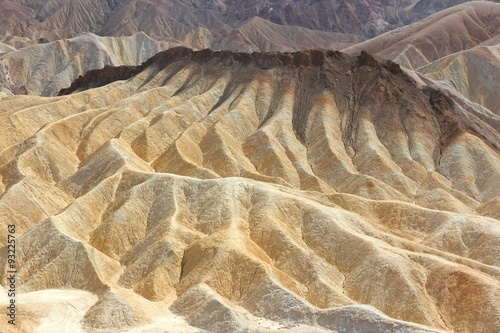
0, 48, 500, 332
0, 32, 174, 96
418, 34, 500, 116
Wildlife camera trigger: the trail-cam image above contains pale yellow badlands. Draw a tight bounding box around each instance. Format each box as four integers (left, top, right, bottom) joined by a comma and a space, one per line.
0, 48, 499, 333
0, 32, 174, 97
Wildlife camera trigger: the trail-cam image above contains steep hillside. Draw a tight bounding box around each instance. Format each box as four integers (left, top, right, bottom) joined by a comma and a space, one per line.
0, 32, 174, 96
418, 35, 500, 115
343, 2, 500, 69
343, 1, 500, 115
1, 48, 499, 333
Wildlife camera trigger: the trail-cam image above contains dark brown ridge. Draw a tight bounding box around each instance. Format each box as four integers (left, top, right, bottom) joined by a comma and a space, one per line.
58, 47, 499, 154
58, 47, 352, 95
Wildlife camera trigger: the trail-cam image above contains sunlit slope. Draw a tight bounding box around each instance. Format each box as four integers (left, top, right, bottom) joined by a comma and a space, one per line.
419, 35, 500, 115
0, 32, 173, 96
1, 48, 499, 333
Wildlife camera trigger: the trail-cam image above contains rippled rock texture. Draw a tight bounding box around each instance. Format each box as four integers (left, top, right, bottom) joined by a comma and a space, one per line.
0, 48, 499, 332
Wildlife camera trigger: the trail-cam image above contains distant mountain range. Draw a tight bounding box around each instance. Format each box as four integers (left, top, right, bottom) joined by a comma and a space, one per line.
1, 0, 494, 46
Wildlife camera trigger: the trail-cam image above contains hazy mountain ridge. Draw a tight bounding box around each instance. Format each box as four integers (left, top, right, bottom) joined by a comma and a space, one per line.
1, 0, 493, 43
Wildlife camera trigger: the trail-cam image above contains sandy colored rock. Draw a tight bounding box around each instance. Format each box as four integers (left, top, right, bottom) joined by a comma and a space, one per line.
419, 35, 500, 115
0, 47, 499, 333
0, 32, 174, 96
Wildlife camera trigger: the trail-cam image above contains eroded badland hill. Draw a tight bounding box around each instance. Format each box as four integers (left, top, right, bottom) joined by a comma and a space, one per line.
1, 47, 499, 332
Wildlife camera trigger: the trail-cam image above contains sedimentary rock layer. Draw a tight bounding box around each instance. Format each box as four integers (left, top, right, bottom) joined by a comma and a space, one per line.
343, 2, 500, 69
418, 35, 500, 116
0, 32, 174, 96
